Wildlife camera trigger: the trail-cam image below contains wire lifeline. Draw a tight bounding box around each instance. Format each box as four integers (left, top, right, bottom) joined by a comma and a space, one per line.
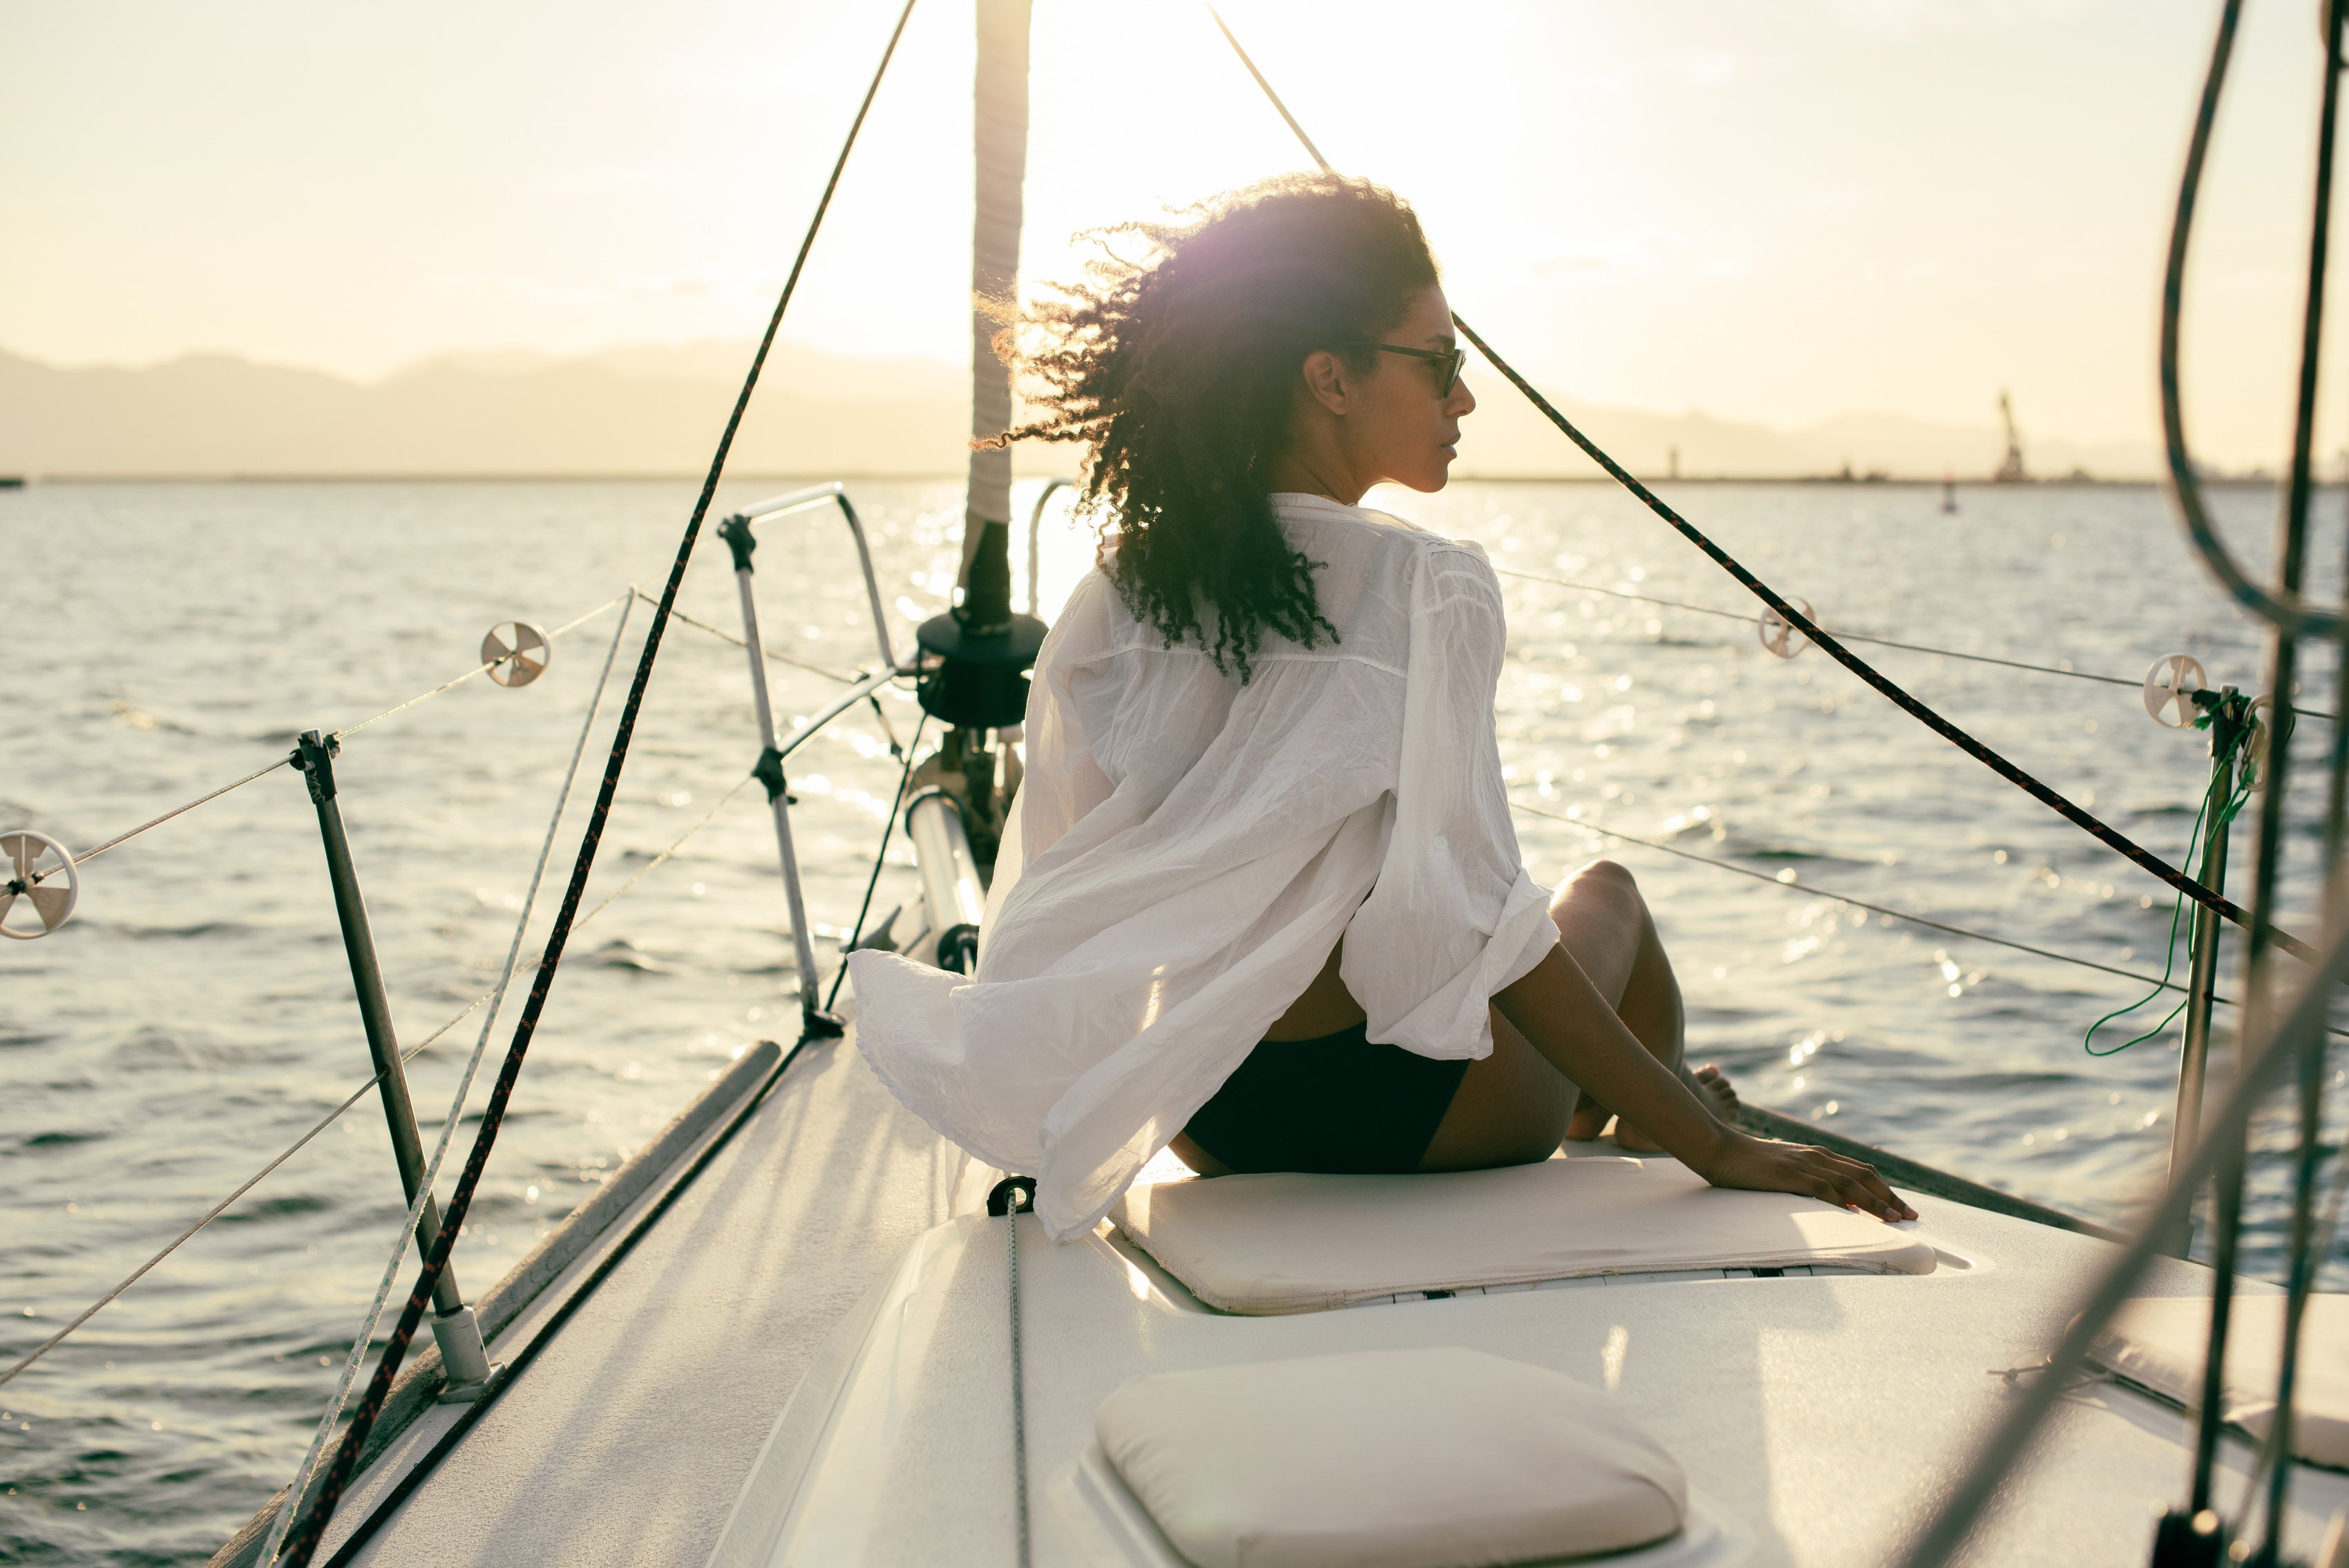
1456, 323, 2319, 963
1, 725, 761, 1391
636, 587, 864, 685
26, 589, 633, 885
1201, 5, 2319, 967
332, 591, 629, 742
1494, 562, 2343, 722
0, 993, 493, 1391
259, 593, 636, 1567
274, 7, 921, 1558
1507, 794, 2347, 1036
645, 583, 913, 756
66, 757, 291, 866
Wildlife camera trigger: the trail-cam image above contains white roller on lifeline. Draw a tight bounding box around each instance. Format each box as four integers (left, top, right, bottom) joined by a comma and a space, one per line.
1758, 597, 1814, 660
0, 830, 77, 939
2143, 653, 2206, 728
482, 621, 550, 687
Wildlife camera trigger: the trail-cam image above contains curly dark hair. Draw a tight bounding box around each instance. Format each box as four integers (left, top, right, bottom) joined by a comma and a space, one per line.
987, 173, 1440, 679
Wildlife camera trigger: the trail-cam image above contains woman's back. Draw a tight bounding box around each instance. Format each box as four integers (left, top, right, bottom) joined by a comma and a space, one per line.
853, 493, 1557, 1238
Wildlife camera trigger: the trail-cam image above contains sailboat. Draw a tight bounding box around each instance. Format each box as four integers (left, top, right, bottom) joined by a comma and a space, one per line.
166, 1, 2349, 1562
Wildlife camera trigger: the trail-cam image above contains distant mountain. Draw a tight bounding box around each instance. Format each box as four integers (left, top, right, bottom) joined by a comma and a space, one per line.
0, 341, 2164, 481
0, 343, 973, 478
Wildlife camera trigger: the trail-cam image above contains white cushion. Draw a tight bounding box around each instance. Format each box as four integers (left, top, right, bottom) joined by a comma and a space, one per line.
1096, 1347, 1686, 1568
1112, 1156, 1934, 1315
2089, 1294, 2349, 1466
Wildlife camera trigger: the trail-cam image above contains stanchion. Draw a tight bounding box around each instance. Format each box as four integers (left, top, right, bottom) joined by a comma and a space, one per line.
292, 732, 500, 1399
713, 517, 845, 1042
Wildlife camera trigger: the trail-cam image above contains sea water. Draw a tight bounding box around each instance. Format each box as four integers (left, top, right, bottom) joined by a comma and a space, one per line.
1, 475, 2342, 1562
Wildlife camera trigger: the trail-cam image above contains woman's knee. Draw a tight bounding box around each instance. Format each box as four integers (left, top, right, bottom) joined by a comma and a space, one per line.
1552, 858, 1646, 918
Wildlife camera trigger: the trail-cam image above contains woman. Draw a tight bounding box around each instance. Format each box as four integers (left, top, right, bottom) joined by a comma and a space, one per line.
851, 173, 1912, 1240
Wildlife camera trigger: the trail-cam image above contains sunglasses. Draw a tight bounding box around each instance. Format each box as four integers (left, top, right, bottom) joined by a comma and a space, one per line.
1342, 341, 1467, 398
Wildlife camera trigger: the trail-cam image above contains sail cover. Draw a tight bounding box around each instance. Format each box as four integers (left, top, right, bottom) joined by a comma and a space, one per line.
961, 0, 1031, 591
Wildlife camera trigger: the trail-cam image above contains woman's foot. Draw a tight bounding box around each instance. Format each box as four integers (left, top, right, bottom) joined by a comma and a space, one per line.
1578, 1063, 1740, 1153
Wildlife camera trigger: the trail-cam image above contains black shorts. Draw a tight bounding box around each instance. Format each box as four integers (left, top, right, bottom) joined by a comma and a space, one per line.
1181, 1020, 1471, 1175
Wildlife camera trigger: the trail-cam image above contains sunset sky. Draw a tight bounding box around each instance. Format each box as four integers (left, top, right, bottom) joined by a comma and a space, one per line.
6, 0, 2346, 467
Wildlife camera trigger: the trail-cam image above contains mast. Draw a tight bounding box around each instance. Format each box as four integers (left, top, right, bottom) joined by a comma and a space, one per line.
909, 0, 1046, 888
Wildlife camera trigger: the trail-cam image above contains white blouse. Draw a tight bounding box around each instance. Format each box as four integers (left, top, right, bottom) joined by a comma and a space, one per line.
850, 493, 1559, 1239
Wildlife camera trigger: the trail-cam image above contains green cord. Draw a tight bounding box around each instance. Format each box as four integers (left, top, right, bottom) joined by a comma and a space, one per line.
2084, 727, 2253, 1056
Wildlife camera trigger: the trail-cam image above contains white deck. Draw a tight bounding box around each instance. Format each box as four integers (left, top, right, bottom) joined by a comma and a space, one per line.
310, 1029, 2349, 1566
313, 1033, 993, 1567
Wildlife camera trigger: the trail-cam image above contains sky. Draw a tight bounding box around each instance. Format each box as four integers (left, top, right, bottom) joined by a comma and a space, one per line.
3, 0, 2346, 466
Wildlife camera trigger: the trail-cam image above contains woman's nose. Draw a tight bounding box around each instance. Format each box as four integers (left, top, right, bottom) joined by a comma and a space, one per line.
1450, 376, 1476, 418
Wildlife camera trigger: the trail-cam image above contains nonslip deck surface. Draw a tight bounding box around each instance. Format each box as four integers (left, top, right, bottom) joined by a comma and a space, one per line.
716, 1165, 2349, 1567
316, 1032, 988, 1567
314, 1029, 2349, 1567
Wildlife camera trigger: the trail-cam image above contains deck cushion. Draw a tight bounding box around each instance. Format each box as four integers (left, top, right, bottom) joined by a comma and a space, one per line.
1096, 1347, 1686, 1568
1111, 1155, 1935, 1315
2088, 1294, 2349, 1467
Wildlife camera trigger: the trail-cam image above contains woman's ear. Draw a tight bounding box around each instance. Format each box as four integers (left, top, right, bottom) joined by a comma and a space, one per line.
1297, 348, 1351, 416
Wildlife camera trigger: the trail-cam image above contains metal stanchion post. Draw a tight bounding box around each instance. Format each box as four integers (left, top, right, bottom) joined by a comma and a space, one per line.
715, 516, 846, 1041
292, 732, 500, 1400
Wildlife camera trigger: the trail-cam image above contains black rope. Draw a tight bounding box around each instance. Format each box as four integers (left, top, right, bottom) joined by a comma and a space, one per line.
1201, 5, 2316, 966
274, 5, 921, 1560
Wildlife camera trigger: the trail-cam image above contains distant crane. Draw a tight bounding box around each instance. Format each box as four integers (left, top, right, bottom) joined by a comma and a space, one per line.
1994, 390, 2028, 483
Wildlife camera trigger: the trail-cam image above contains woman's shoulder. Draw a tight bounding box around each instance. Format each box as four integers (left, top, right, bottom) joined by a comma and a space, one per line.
1271, 495, 1499, 610
1271, 493, 1488, 564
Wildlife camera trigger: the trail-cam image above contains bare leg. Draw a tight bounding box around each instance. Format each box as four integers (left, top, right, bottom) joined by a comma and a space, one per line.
1420, 859, 1733, 1169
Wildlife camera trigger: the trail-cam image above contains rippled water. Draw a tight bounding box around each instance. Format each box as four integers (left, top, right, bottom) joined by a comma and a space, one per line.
3, 475, 2344, 1562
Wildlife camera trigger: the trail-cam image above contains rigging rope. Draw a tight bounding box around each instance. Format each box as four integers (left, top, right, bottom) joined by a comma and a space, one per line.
1201, 5, 2317, 966
260, 593, 634, 1567
276, 6, 920, 1556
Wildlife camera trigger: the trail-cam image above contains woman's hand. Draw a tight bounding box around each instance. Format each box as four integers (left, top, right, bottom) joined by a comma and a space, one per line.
1695, 1132, 1917, 1223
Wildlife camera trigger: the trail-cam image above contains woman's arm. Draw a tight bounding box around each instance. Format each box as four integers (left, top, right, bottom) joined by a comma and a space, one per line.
1494, 946, 1916, 1222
